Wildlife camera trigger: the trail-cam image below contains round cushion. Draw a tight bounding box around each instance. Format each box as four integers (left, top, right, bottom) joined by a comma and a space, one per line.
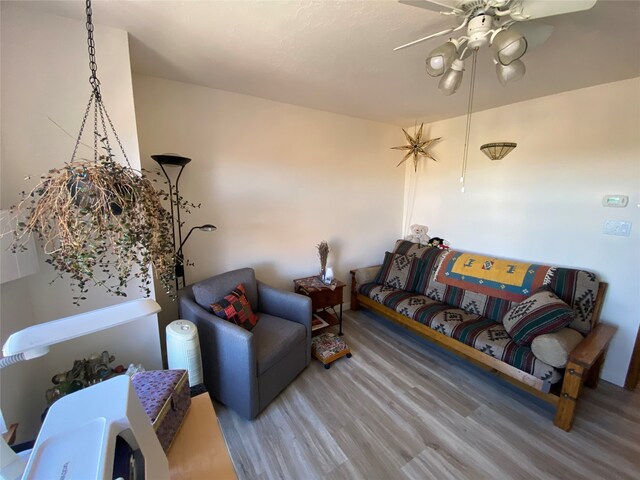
531, 328, 584, 368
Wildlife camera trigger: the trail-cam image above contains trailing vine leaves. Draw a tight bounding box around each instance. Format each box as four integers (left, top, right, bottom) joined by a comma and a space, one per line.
8, 155, 176, 305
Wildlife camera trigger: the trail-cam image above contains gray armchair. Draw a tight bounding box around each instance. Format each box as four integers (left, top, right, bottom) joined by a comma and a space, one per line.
178, 268, 312, 419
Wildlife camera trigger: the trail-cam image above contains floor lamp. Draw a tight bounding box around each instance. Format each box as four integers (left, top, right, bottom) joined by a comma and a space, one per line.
151, 154, 216, 290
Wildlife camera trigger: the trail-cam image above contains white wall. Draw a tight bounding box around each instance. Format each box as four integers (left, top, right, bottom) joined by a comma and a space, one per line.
132, 75, 405, 331
403, 78, 640, 386
1, 5, 162, 441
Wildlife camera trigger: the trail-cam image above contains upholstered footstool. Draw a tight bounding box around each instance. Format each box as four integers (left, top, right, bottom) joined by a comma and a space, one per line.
311, 332, 352, 369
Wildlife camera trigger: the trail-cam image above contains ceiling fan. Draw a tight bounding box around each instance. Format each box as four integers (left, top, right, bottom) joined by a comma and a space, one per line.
395, 0, 598, 94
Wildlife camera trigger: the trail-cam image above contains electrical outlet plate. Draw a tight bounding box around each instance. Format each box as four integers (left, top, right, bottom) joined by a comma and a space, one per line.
603, 220, 632, 236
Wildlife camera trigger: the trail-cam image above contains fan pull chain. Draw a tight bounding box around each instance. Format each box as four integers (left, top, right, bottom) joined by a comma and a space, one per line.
460, 48, 478, 193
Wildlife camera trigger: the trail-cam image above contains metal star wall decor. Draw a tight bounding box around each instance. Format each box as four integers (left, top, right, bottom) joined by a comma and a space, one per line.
391, 123, 441, 172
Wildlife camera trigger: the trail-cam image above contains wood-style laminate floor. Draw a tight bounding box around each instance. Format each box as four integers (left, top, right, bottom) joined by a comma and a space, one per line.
214, 309, 640, 480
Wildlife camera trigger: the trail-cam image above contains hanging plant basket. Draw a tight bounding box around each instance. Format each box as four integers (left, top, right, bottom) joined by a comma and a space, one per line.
6, 0, 176, 305
10, 156, 176, 304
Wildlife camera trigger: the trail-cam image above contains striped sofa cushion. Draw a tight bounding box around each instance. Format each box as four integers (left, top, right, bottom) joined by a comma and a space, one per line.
391, 240, 446, 294
374, 251, 422, 291
409, 244, 599, 333
450, 317, 562, 384
358, 283, 562, 384
502, 287, 576, 346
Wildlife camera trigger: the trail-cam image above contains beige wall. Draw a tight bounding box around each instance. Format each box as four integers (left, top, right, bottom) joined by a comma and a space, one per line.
132, 75, 405, 331
1, 6, 162, 441
403, 78, 640, 386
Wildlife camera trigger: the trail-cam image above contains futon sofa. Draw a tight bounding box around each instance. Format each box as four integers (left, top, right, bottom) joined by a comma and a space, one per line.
350, 240, 615, 431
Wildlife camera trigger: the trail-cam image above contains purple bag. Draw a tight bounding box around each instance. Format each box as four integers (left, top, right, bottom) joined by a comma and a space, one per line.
131, 369, 191, 452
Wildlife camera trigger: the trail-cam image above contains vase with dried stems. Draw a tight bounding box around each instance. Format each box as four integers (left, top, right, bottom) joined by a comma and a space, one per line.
317, 241, 330, 281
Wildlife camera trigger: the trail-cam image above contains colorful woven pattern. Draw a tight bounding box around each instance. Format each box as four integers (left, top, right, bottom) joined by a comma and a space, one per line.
392, 240, 445, 294
358, 282, 561, 383
543, 267, 599, 334
210, 283, 259, 330
450, 318, 561, 383
312, 332, 349, 361
503, 287, 576, 346
436, 251, 550, 302
425, 252, 515, 323
374, 251, 422, 291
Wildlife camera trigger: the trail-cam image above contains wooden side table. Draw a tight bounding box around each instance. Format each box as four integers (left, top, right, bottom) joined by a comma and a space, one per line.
168, 393, 237, 479
293, 276, 346, 335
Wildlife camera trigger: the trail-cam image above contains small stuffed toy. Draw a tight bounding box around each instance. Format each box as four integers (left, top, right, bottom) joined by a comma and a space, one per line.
405, 224, 430, 245
427, 237, 450, 250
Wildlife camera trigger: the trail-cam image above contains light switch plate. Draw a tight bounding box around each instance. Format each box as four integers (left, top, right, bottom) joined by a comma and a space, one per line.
602, 195, 629, 207
603, 220, 632, 236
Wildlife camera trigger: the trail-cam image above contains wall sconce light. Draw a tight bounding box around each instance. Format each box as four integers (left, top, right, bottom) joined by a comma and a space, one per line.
480, 142, 517, 160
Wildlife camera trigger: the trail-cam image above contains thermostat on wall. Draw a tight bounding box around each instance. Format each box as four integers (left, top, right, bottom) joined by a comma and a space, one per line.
602, 195, 628, 207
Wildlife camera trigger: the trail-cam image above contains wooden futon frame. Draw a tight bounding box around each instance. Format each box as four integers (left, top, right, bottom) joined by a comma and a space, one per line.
350, 271, 615, 432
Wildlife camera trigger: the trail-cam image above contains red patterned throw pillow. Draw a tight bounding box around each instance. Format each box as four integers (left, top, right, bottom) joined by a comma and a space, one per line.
210, 283, 259, 330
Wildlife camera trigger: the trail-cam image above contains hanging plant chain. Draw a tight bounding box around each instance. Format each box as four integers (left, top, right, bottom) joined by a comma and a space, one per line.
69, 0, 131, 168
6, 0, 177, 305
85, 0, 100, 99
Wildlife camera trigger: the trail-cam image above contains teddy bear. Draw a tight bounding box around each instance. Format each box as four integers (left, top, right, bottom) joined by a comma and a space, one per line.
405, 224, 430, 245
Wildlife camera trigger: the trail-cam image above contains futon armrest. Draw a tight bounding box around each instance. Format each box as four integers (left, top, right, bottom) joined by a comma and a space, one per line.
569, 323, 616, 369
350, 265, 381, 290
257, 281, 312, 330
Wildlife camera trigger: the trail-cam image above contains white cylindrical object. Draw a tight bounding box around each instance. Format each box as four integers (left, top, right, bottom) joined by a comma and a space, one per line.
166, 320, 203, 386
324, 266, 334, 283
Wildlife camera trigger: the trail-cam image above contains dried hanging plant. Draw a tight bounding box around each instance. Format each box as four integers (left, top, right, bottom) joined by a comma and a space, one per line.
4, 0, 175, 305
8, 149, 176, 305
317, 241, 330, 277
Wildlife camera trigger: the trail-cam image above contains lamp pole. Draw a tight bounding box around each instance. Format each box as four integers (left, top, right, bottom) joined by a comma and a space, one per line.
175, 224, 217, 287
151, 154, 191, 292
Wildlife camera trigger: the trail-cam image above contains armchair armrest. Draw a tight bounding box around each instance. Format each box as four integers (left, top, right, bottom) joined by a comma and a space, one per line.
257, 281, 312, 329
569, 323, 616, 369
257, 281, 312, 355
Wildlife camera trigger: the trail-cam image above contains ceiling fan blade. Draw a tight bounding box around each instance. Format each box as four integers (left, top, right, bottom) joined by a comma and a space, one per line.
398, 0, 462, 14
394, 26, 456, 51
511, 21, 554, 50
510, 0, 597, 21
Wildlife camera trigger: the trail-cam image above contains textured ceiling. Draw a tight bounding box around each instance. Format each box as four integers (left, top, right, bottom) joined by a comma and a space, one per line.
10, 0, 640, 125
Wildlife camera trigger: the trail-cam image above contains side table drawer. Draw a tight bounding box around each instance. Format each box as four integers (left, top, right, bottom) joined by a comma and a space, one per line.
309, 288, 342, 310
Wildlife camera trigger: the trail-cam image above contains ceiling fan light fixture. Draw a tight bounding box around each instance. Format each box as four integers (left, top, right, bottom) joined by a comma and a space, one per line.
480, 142, 517, 160
425, 41, 457, 77
438, 58, 464, 96
495, 58, 526, 86
492, 29, 528, 65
